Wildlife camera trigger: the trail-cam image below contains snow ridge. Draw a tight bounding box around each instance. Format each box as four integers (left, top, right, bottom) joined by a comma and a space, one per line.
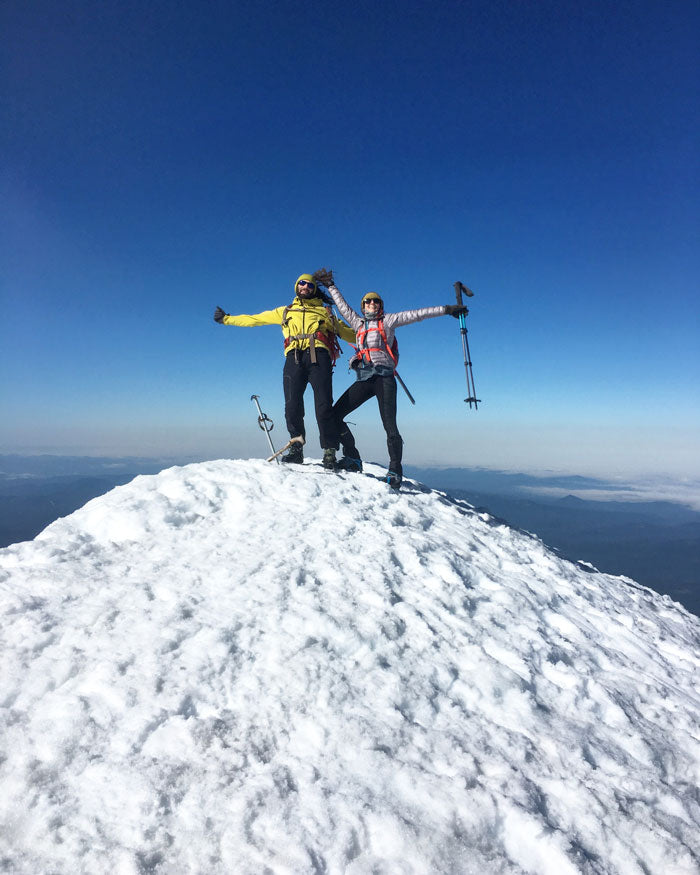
1, 459, 698, 874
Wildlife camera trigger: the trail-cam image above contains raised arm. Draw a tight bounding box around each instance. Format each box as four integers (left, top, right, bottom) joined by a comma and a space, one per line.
327, 285, 363, 332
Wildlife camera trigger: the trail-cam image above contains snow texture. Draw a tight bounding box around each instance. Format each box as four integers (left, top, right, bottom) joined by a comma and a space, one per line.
1, 460, 699, 874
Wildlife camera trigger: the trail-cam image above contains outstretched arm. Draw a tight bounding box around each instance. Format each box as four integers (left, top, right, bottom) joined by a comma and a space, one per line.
383, 304, 448, 330
213, 306, 286, 327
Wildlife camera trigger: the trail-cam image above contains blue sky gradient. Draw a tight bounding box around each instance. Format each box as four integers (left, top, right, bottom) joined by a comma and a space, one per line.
2, 0, 698, 475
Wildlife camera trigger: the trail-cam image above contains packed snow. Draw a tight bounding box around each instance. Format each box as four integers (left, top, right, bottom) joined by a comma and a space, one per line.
1, 459, 699, 874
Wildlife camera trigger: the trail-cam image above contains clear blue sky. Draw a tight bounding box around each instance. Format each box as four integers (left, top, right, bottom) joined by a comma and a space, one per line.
2, 0, 698, 476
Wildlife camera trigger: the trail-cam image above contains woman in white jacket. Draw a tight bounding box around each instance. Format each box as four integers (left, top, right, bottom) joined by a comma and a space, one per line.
322, 275, 464, 489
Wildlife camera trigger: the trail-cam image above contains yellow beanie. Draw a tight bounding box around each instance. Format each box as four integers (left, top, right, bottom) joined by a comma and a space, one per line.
295, 274, 317, 294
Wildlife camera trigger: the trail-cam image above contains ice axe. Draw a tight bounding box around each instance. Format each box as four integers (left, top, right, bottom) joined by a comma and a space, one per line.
454, 282, 480, 410
250, 394, 278, 462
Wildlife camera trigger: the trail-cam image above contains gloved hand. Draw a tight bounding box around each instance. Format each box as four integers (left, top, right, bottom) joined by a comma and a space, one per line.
313, 268, 335, 288
445, 305, 468, 318
214, 306, 227, 324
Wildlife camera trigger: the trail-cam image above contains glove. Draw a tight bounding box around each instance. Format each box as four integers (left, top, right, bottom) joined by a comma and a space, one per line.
445, 305, 467, 319
312, 268, 335, 288
214, 306, 227, 324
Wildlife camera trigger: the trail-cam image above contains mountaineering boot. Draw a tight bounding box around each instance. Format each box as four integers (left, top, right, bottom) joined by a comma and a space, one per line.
386, 471, 402, 490
322, 448, 337, 470
386, 463, 403, 490
281, 440, 304, 464
336, 456, 363, 473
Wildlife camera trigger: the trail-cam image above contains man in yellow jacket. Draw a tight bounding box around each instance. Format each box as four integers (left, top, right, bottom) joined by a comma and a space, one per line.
214, 274, 356, 466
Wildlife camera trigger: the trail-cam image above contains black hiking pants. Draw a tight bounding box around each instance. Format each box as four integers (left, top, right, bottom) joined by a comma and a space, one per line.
283, 348, 339, 450
333, 374, 403, 472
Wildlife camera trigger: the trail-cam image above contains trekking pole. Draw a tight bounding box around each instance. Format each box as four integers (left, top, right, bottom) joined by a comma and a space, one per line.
250, 394, 278, 463
454, 282, 481, 410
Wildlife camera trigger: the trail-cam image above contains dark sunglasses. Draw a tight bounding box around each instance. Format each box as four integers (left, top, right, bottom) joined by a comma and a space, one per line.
362, 298, 381, 305
298, 280, 315, 288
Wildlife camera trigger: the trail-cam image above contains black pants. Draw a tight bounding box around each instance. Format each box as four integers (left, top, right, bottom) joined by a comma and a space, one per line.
333, 374, 403, 471
283, 348, 339, 449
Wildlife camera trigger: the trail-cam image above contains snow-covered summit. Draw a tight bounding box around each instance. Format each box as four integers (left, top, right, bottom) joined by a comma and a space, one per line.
1, 460, 698, 874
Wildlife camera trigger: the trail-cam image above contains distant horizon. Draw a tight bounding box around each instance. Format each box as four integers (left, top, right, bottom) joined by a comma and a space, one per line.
2, 450, 700, 512
2, 447, 698, 479
3, 411, 699, 482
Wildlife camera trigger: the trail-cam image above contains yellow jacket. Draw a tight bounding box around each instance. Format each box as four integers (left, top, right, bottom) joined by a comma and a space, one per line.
223, 296, 356, 358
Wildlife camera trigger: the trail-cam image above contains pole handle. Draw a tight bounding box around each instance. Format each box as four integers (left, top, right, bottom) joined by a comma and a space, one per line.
454, 281, 474, 305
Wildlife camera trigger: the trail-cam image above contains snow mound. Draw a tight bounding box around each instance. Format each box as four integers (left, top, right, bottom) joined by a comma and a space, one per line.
1, 459, 699, 874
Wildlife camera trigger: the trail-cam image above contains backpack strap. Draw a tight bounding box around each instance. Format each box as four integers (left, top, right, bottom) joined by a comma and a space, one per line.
355, 318, 398, 370
376, 319, 398, 369
317, 307, 343, 366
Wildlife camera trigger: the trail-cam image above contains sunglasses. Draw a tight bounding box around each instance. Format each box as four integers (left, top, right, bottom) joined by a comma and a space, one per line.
363, 298, 381, 306
298, 280, 315, 288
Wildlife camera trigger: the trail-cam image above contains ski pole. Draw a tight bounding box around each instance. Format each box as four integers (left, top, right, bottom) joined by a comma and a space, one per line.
454, 282, 481, 410
250, 394, 278, 462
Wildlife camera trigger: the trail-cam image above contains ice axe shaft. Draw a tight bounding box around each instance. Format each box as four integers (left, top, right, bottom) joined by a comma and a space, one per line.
453, 282, 480, 410
394, 371, 415, 405
250, 394, 278, 462
266, 436, 304, 463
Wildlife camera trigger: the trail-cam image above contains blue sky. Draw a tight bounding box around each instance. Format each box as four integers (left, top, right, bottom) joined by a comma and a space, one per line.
2, 0, 698, 476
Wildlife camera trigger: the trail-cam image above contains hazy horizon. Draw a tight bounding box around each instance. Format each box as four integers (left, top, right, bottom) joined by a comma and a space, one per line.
2, 451, 700, 512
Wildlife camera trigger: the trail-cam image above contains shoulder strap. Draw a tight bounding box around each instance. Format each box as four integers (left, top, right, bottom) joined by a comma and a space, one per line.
377, 319, 398, 367
282, 300, 343, 365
